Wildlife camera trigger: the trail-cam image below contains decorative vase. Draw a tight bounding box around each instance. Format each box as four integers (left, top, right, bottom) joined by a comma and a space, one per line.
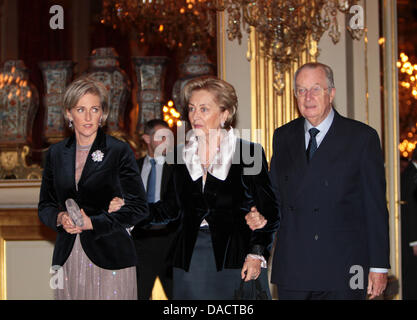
171, 51, 215, 109
0, 60, 39, 146
132, 56, 169, 132
87, 47, 130, 133
0, 60, 42, 179
39, 60, 74, 144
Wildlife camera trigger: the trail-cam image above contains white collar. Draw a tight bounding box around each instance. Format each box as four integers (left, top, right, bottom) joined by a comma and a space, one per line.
182, 128, 237, 181
304, 108, 334, 140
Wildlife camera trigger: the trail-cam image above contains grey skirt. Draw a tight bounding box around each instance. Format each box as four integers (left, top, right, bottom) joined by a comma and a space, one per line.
173, 228, 271, 300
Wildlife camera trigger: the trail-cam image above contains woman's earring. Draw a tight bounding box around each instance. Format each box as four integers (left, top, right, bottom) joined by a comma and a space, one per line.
68, 120, 73, 128
220, 120, 225, 129
99, 117, 102, 127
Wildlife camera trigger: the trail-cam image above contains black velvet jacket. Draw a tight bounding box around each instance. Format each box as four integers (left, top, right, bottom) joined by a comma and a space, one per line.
38, 128, 149, 270
150, 138, 280, 272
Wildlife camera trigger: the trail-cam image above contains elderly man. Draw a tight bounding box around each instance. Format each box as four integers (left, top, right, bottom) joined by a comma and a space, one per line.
269, 62, 390, 300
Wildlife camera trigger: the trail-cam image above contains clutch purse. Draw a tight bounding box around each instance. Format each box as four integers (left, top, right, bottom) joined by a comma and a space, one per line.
65, 198, 84, 227
234, 278, 269, 300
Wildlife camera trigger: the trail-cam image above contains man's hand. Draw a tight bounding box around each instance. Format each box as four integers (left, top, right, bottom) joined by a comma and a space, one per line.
241, 257, 262, 282
367, 272, 388, 299
412, 246, 417, 256
245, 207, 267, 231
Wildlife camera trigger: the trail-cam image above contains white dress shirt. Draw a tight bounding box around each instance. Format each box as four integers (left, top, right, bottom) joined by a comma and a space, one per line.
304, 108, 388, 274
304, 108, 335, 150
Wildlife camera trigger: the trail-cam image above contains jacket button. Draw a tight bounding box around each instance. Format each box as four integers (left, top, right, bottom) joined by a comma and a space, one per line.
324, 180, 329, 187
313, 208, 319, 213
314, 234, 319, 240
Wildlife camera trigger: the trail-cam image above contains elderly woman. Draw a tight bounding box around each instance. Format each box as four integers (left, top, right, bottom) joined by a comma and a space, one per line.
113, 76, 279, 299
38, 76, 149, 300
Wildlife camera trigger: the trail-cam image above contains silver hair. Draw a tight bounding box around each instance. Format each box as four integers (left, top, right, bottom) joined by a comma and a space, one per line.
293, 62, 335, 93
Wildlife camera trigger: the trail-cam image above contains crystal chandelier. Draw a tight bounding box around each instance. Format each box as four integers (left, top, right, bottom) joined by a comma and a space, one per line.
101, 0, 362, 93
101, 0, 219, 50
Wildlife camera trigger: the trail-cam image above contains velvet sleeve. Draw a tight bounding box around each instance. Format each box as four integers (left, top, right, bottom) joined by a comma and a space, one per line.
90, 143, 150, 237
245, 143, 280, 260
38, 146, 62, 232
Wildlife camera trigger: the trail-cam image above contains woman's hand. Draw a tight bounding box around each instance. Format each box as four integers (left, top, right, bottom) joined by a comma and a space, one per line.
61, 209, 92, 234
241, 257, 262, 282
245, 207, 267, 231
61, 211, 80, 234
80, 209, 93, 231
57, 211, 67, 227
108, 197, 125, 213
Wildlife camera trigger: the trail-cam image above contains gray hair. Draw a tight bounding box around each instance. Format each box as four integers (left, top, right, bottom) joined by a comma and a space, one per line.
294, 62, 335, 93
63, 76, 109, 123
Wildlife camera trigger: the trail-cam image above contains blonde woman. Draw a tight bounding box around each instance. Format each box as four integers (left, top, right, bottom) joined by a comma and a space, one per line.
113, 77, 279, 299
38, 77, 149, 299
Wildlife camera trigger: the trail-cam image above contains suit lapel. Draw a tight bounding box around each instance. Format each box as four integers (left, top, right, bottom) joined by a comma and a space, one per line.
293, 111, 342, 200
306, 110, 342, 166
63, 134, 77, 192
285, 118, 308, 198
77, 128, 107, 187
137, 157, 145, 173
161, 162, 173, 199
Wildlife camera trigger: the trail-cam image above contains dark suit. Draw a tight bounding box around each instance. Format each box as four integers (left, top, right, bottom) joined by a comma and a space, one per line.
401, 162, 417, 299
270, 111, 390, 298
131, 157, 177, 299
38, 128, 149, 270
151, 139, 279, 273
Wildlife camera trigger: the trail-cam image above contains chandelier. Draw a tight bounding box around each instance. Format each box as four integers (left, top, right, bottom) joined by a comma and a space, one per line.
101, 0, 219, 50
101, 0, 362, 93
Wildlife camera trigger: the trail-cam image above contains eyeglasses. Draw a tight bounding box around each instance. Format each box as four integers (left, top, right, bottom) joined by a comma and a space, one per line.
295, 85, 329, 98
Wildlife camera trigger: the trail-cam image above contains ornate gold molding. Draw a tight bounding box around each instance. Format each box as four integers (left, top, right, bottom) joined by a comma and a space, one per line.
0, 208, 55, 300
0, 146, 42, 180
250, 28, 318, 160
216, 11, 226, 81
381, 0, 401, 300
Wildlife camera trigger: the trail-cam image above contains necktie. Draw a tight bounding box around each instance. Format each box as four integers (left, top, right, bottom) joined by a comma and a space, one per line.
147, 158, 156, 203
306, 128, 320, 162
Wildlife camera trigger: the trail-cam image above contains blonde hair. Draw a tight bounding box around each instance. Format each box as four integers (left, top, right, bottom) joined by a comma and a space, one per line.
63, 76, 109, 124
181, 76, 237, 129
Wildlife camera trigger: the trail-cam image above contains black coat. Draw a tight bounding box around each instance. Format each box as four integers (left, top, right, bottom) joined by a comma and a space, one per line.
135, 156, 174, 203
149, 138, 280, 272
38, 128, 149, 270
270, 111, 390, 291
401, 162, 417, 299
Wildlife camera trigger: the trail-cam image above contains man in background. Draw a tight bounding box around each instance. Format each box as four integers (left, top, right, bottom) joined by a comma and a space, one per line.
131, 119, 177, 300
401, 148, 417, 299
